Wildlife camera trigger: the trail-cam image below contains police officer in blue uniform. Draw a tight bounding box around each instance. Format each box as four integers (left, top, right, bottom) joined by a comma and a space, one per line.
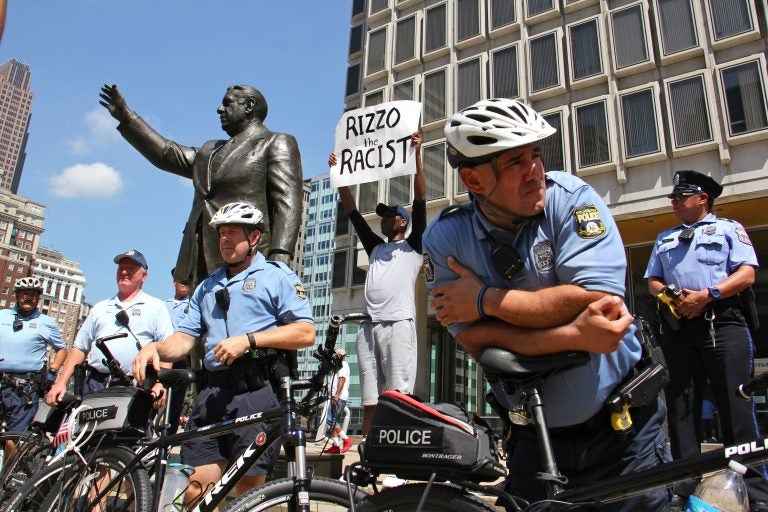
133, 202, 315, 506
422, 99, 670, 511
645, 170, 768, 506
164, 268, 193, 434
0, 277, 66, 431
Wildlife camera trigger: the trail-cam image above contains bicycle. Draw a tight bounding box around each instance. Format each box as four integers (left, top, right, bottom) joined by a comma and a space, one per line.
0, 368, 79, 511
7, 314, 371, 512
352, 348, 768, 511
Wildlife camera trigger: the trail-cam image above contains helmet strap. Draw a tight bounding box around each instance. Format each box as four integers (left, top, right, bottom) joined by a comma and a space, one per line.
475, 156, 531, 226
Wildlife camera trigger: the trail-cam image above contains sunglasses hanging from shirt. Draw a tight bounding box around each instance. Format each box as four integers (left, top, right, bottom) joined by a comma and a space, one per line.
114, 308, 143, 351
477, 222, 524, 280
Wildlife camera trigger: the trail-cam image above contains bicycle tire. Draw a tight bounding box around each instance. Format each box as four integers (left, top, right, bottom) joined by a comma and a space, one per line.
224, 476, 368, 512
0, 430, 51, 510
7, 446, 151, 512
355, 483, 497, 512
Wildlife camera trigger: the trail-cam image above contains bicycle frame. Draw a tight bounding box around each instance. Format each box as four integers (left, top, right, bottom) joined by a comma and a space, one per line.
79, 313, 370, 512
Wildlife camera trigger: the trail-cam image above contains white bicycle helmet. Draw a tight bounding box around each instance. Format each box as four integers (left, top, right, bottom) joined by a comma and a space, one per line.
209, 202, 265, 229
14, 277, 43, 293
444, 98, 556, 168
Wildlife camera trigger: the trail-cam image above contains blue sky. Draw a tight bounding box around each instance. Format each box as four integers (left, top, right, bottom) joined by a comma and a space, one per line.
1, 1, 351, 303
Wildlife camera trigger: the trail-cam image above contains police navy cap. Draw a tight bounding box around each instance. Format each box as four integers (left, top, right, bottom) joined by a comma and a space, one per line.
113, 249, 148, 270
669, 170, 723, 199
375, 203, 411, 223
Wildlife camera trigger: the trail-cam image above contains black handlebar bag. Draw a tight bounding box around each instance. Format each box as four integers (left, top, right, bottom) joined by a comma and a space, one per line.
363, 390, 506, 482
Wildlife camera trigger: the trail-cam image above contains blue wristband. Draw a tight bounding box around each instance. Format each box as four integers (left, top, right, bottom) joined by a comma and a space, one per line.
477, 286, 491, 319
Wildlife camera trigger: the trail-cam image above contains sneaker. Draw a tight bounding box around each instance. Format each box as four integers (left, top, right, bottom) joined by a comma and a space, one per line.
341, 437, 354, 453
323, 445, 340, 454
382, 475, 409, 488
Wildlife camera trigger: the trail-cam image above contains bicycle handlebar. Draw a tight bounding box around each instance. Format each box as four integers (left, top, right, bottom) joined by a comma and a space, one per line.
93, 333, 132, 387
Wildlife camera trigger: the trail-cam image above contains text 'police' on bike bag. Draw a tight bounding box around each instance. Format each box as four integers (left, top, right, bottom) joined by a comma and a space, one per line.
363, 390, 506, 482
74, 386, 154, 439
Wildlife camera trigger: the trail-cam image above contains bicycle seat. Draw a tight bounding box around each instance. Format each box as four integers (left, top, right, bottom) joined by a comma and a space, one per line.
476, 348, 590, 387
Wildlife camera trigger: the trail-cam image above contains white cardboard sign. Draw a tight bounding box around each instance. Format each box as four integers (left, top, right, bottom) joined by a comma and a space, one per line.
330, 100, 422, 188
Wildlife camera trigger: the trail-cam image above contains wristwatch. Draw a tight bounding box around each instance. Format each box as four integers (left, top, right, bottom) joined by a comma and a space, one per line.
708, 286, 721, 301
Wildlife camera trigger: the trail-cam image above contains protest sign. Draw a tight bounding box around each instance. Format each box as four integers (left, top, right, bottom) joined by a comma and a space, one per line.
330, 100, 421, 188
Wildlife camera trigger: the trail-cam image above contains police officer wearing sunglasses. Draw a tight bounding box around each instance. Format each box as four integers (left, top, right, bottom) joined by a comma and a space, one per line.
422, 98, 669, 511
0, 277, 66, 432
645, 170, 768, 507
133, 201, 314, 505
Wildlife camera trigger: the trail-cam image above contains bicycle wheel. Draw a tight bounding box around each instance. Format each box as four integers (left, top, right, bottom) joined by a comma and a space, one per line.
9, 446, 151, 512
355, 483, 497, 512
0, 430, 51, 509
224, 476, 368, 511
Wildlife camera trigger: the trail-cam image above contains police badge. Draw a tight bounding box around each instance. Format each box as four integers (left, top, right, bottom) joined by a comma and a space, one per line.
294, 283, 308, 300
533, 241, 554, 271
243, 278, 256, 293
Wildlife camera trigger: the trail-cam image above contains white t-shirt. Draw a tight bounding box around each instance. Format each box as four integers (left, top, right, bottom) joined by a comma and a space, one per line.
331, 360, 350, 401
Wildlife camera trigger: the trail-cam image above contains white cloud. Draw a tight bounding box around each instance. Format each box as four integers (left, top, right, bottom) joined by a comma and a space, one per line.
49, 162, 124, 198
65, 107, 119, 154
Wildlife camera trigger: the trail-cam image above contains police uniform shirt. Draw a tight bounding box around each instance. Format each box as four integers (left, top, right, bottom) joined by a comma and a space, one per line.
177, 252, 314, 372
74, 291, 175, 375
165, 297, 191, 330
0, 307, 65, 373
423, 171, 641, 428
644, 213, 758, 290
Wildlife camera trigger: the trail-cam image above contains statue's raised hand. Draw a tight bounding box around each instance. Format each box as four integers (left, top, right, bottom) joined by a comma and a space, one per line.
99, 83, 130, 121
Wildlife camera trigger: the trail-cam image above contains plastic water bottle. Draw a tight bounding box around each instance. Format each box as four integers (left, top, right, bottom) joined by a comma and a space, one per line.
158, 463, 195, 512
685, 460, 749, 512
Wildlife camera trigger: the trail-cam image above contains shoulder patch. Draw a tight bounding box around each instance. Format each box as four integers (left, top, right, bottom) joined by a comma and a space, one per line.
294, 283, 308, 300
735, 226, 752, 246
573, 204, 606, 239
423, 253, 435, 283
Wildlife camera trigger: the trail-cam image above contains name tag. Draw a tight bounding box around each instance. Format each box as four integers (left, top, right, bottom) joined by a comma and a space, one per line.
79, 405, 117, 423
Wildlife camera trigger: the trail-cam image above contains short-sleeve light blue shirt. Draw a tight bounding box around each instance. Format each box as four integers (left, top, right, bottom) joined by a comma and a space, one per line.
644, 213, 758, 289
423, 171, 641, 428
178, 252, 314, 371
165, 298, 190, 330
74, 290, 174, 375
0, 307, 65, 373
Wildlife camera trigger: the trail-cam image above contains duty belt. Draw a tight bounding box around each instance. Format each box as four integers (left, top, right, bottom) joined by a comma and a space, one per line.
199, 359, 268, 394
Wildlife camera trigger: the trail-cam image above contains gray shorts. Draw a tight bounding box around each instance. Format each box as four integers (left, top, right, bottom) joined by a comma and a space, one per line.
356, 319, 417, 406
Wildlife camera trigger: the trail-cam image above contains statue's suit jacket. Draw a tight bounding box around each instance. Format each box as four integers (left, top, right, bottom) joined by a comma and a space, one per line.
117, 111, 303, 284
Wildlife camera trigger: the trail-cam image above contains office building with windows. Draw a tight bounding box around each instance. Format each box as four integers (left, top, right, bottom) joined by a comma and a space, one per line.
299, 174, 367, 430
0, 190, 45, 309
0, 59, 33, 194
332, 0, 768, 416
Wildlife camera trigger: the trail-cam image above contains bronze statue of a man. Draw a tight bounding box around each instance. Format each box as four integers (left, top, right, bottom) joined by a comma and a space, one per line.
100, 84, 303, 286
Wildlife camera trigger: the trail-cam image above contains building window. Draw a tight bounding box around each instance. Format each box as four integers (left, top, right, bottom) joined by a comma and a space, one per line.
424, 68, 446, 125
349, 24, 364, 56
370, 0, 389, 15
389, 175, 411, 205
359, 181, 379, 214
365, 89, 385, 106
528, 0, 555, 18
457, 58, 482, 111
610, 4, 650, 70
720, 60, 768, 136
393, 79, 415, 101
366, 27, 387, 77
492, 45, 518, 99
456, 0, 481, 43
395, 15, 417, 65
706, 0, 754, 41
332, 250, 347, 289
490, 0, 516, 29
574, 100, 611, 168
540, 111, 565, 171
619, 88, 661, 158
667, 75, 713, 147
335, 202, 349, 236
425, 3, 447, 54
346, 64, 361, 97
568, 18, 603, 81
529, 32, 561, 93
655, 0, 698, 56
423, 143, 446, 200
352, 250, 367, 286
